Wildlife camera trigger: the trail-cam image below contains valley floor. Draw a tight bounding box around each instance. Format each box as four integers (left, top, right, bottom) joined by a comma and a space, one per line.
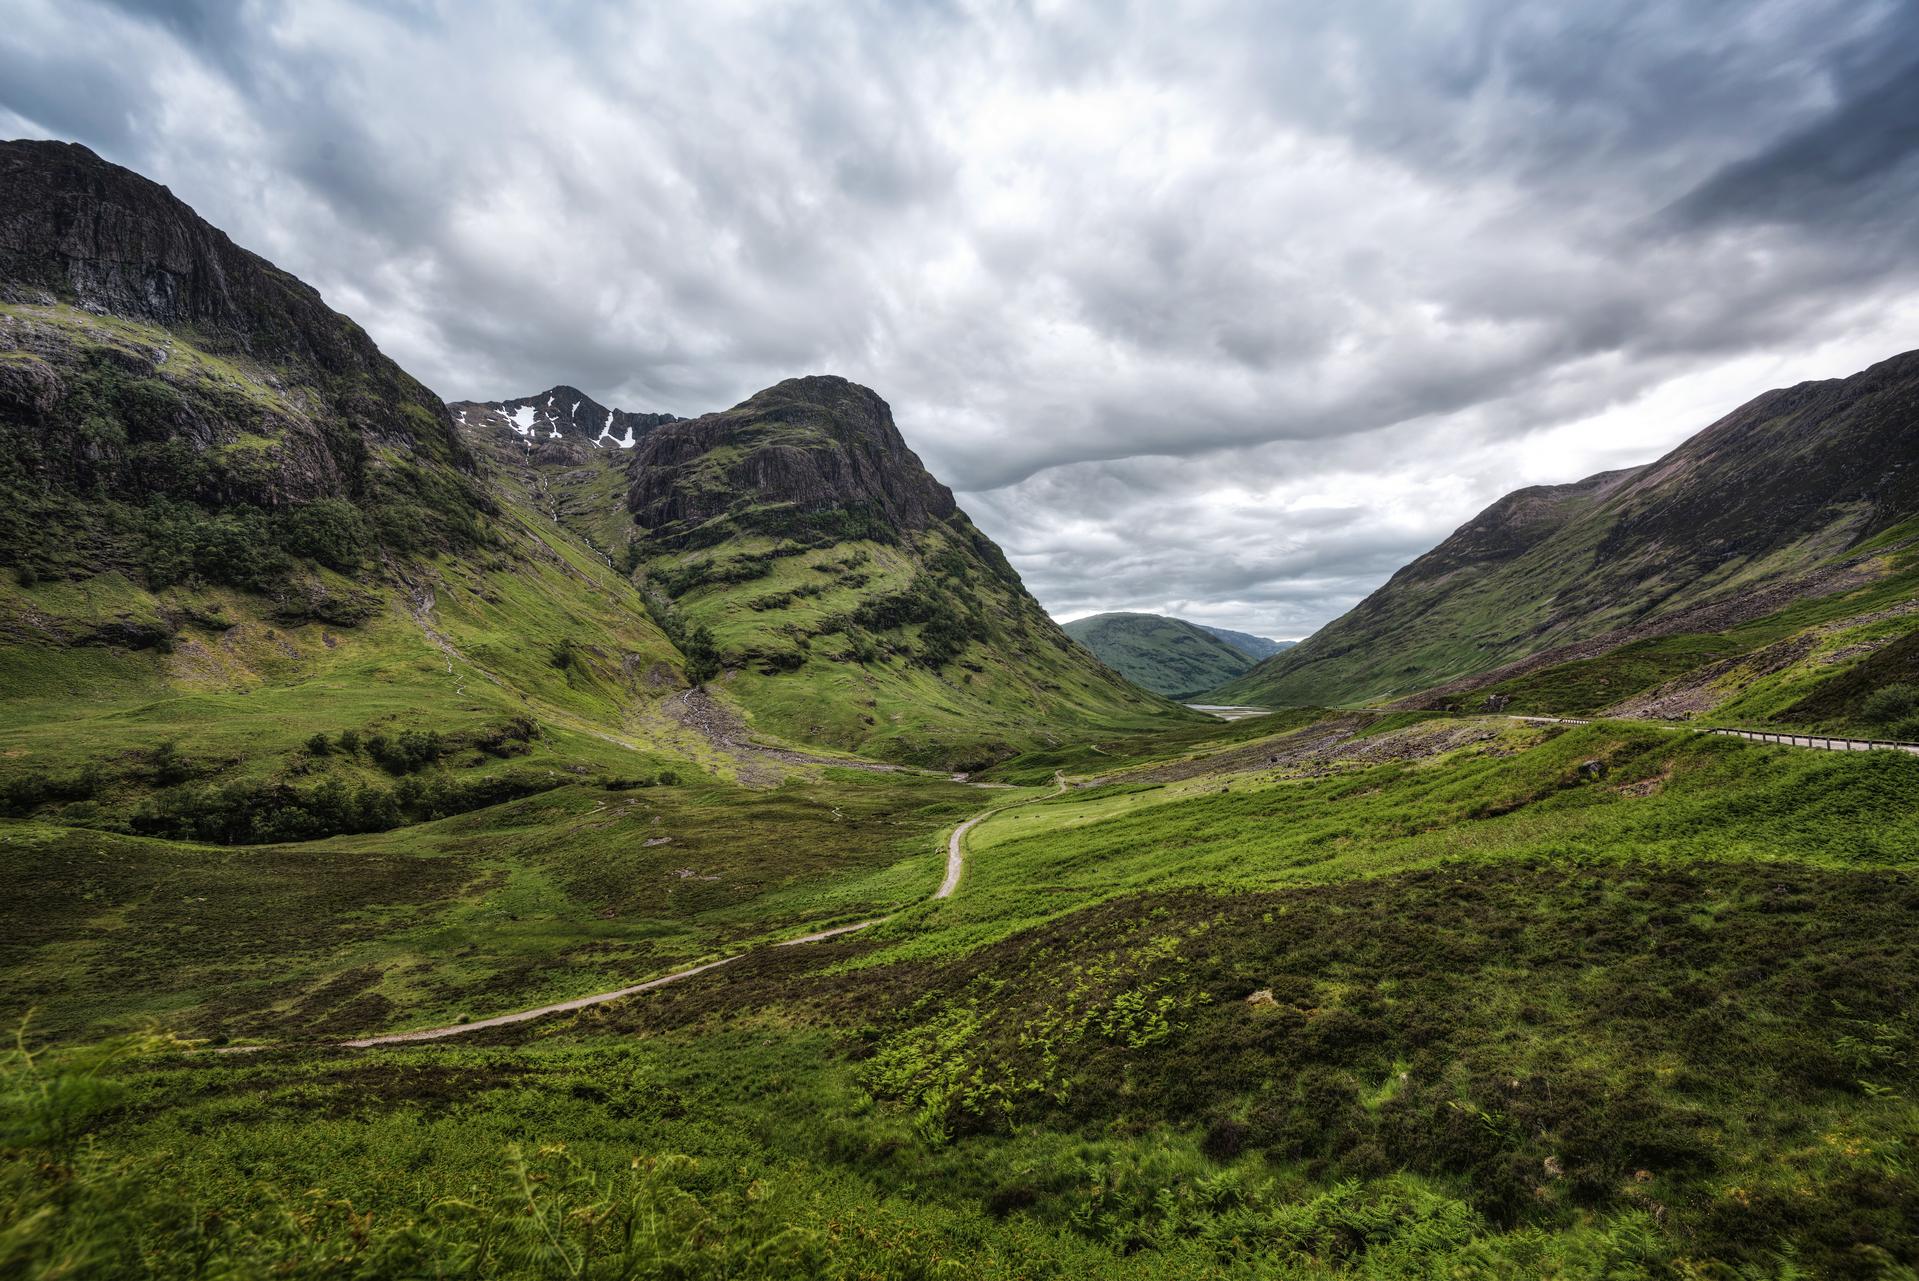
7, 706, 1919, 1278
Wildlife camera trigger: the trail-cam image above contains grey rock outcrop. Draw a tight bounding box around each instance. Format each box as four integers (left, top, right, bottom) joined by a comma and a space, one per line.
626, 375, 956, 544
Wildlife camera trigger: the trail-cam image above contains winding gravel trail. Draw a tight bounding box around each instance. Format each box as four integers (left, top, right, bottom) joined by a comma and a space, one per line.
330, 773, 1065, 1050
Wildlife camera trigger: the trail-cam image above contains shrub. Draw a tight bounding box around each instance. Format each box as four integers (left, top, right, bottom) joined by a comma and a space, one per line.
475, 717, 538, 757
0, 768, 102, 816
757, 648, 806, 674
304, 733, 331, 757
368, 728, 444, 775
1862, 684, 1919, 727
683, 626, 721, 686
148, 740, 193, 786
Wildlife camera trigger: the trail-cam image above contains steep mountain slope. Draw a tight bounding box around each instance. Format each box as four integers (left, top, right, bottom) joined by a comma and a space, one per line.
1217, 350, 1919, 707
447, 385, 679, 458
606, 376, 1186, 768
0, 139, 699, 840
1062, 611, 1257, 696
0, 140, 492, 592
1196, 624, 1294, 661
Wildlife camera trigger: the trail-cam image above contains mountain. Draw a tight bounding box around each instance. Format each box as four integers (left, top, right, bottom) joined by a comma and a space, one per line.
1061, 612, 1258, 697
1217, 350, 1919, 708
0, 139, 492, 599
596, 376, 1185, 768
0, 139, 690, 816
1196, 624, 1294, 662
447, 385, 679, 460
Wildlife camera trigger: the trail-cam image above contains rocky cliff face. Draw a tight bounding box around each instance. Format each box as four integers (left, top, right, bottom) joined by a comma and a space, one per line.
1, 141, 450, 407
1217, 349, 1919, 708
626, 376, 957, 546
448, 384, 679, 458
0, 140, 486, 586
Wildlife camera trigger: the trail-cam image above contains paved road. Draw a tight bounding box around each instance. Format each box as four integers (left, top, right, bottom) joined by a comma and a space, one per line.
1510, 713, 1919, 755
1700, 727, 1919, 755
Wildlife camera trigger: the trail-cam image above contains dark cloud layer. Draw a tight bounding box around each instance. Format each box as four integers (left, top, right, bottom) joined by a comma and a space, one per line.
6, 0, 1919, 638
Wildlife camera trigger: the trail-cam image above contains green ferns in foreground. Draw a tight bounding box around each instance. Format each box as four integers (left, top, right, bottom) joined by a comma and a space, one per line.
0, 1025, 1826, 1281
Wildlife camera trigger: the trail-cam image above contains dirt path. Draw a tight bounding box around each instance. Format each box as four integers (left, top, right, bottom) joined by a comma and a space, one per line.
341, 957, 743, 1048
325, 773, 1065, 1050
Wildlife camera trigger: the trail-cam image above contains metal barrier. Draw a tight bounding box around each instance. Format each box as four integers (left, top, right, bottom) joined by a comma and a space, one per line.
1704, 727, 1919, 755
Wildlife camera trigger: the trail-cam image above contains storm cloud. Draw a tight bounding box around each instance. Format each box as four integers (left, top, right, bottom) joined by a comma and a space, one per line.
7, 0, 1919, 638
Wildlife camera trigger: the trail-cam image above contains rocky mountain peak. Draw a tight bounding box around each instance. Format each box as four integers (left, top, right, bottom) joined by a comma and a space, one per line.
625, 374, 957, 545
1, 140, 409, 386
447, 384, 679, 457
0, 139, 486, 584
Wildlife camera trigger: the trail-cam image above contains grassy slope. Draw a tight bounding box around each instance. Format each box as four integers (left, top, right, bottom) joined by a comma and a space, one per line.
1060, 611, 1254, 697
651, 529, 1187, 770
0, 768, 983, 1044
1219, 358, 1919, 711
1431, 542, 1919, 735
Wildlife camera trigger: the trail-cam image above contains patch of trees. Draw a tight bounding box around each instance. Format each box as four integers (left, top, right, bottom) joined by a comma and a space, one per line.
305, 718, 537, 770
129, 770, 555, 845
821, 573, 992, 670
682, 625, 722, 685
651, 544, 809, 598
1, 352, 493, 587
640, 582, 724, 685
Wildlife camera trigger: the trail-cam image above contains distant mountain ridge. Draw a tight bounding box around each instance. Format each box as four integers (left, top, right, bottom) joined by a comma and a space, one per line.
1216, 350, 1919, 708
1062, 612, 1262, 697
1197, 625, 1294, 661
447, 385, 679, 457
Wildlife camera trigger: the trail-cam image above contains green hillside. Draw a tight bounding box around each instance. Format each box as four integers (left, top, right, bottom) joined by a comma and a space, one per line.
598, 377, 1190, 770
1218, 351, 1919, 709
1062, 611, 1256, 696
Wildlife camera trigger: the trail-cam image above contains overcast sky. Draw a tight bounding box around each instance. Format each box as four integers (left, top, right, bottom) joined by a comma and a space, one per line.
7, 1, 1919, 638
